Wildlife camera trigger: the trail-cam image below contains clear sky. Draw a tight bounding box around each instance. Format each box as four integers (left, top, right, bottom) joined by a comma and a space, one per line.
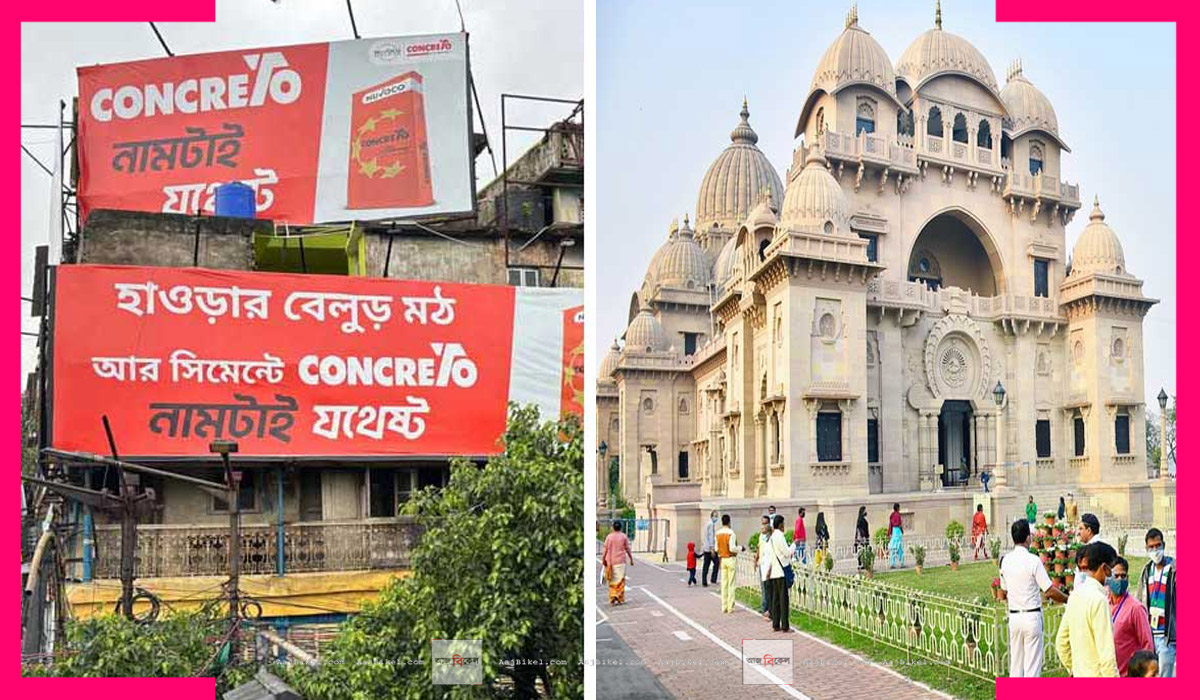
20, 0, 582, 387
597, 0, 1176, 409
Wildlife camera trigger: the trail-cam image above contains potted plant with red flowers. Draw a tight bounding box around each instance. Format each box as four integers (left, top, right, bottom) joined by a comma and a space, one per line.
1065, 570, 1075, 587
1053, 521, 1067, 544
1053, 558, 1065, 575
1044, 510, 1056, 527
1039, 547, 1051, 566
991, 577, 1002, 600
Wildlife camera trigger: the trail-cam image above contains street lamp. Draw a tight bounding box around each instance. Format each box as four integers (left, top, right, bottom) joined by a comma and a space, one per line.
598, 441, 609, 507
1158, 388, 1169, 477
992, 381, 1006, 487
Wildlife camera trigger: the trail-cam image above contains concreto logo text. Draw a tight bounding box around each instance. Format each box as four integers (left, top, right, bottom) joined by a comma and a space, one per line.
90, 52, 302, 122
406, 38, 453, 56
362, 128, 410, 148
297, 344, 478, 388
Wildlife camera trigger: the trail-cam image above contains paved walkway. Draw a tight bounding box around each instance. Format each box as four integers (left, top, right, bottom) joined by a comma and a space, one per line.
596, 553, 954, 700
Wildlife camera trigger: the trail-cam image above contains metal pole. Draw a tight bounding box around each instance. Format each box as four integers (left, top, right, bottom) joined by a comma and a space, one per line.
225, 453, 242, 660
276, 466, 285, 576
82, 469, 93, 582
1159, 411, 1168, 477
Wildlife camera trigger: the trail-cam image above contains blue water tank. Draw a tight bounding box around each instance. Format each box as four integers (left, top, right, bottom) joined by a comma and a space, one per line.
214, 181, 256, 219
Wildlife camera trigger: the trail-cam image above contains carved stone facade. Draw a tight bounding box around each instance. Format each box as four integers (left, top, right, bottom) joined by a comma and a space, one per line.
597, 8, 1164, 557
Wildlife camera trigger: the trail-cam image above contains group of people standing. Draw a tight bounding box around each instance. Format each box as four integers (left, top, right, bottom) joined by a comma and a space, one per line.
852, 503, 907, 568
1000, 514, 1177, 678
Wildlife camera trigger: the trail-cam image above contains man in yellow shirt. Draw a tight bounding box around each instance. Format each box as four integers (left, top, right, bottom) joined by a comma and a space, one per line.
1055, 542, 1119, 677
714, 514, 744, 613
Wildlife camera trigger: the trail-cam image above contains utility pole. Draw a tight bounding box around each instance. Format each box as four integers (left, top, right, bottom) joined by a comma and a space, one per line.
210, 440, 242, 661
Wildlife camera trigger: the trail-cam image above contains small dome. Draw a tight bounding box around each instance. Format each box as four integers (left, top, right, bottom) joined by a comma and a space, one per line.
695, 100, 785, 234
896, 7, 999, 97
780, 152, 848, 233
744, 188, 780, 231
714, 236, 738, 292
1070, 197, 1127, 276
644, 216, 714, 291
599, 340, 621, 380
1000, 61, 1068, 151
625, 303, 670, 353
802, 10, 898, 120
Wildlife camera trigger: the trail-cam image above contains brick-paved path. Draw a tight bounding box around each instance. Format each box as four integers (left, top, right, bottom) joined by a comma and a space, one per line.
596, 553, 955, 700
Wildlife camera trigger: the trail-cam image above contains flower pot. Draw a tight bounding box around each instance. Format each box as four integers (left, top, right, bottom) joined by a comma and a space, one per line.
950, 561, 959, 571
1046, 515, 1056, 526
863, 569, 874, 579
1053, 562, 1064, 575
1040, 553, 1050, 565
915, 565, 923, 575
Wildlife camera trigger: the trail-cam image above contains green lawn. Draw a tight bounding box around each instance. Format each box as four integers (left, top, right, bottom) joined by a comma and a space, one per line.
875, 556, 1150, 609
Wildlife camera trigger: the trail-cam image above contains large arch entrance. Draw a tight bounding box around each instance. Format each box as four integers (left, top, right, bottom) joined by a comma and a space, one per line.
908, 210, 1004, 295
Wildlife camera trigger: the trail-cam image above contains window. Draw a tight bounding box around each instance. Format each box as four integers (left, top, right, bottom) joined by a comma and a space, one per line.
815, 107, 825, 136
1036, 419, 1051, 458
683, 332, 698, 356
952, 113, 968, 143
1074, 416, 1086, 457
977, 120, 992, 148
649, 448, 658, 475
1034, 259, 1049, 298
1029, 143, 1044, 176
856, 99, 875, 135
927, 107, 943, 137
859, 233, 878, 262
396, 469, 417, 505
369, 469, 397, 518
867, 418, 879, 463
212, 471, 260, 512
1115, 414, 1131, 455
897, 109, 914, 137
507, 267, 539, 287
1001, 134, 1012, 160
758, 238, 770, 261
678, 451, 689, 480
816, 412, 842, 462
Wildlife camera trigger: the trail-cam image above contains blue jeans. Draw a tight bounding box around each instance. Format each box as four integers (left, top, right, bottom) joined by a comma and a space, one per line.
1156, 634, 1176, 677
794, 542, 807, 565
760, 579, 768, 613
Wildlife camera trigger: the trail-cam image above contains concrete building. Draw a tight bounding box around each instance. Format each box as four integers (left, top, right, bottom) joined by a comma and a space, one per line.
596, 9, 1172, 560
49, 110, 582, 621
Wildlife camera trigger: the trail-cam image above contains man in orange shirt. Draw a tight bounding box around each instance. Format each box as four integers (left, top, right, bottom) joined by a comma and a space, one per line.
972, 504, 989, 560
715, 514, 744, 613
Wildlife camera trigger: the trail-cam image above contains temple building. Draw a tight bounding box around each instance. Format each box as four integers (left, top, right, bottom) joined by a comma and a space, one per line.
596, 6, 1171, 558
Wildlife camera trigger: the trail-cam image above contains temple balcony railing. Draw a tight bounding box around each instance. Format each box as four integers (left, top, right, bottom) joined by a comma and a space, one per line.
1002, 171, 1081, 209
91, 519, 421, 579
867, 280, 1066, 329
795, 130, 920, 177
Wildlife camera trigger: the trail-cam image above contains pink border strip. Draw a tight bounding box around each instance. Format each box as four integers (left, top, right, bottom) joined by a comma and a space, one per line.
13, 5, 219, 699
995, 0, 1187, 694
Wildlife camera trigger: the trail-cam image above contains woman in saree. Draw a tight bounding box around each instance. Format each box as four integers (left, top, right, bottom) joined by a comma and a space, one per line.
854, 506, 869, 567
814, 512, 830, 568
601, 520, 633, 605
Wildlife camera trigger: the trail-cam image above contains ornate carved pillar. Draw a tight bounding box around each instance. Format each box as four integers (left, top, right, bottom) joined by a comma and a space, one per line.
754, 412, 767, 496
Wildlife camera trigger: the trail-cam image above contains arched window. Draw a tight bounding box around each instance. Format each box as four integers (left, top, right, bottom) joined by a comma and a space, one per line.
815, 107, 825, 136
856, 98, 876, 135
927, 107, 943, 137
952, 113, 968, 143
977, 120, 992, 148
1029, 142, 1044, 175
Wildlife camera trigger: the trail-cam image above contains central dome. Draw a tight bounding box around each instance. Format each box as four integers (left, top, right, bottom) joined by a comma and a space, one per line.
695, 100, 784, 235
896, 13, 999, 97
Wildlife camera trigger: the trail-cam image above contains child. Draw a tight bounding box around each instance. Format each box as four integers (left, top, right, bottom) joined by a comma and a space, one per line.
686, 541, 697, 586
1128, 650, 1159, 677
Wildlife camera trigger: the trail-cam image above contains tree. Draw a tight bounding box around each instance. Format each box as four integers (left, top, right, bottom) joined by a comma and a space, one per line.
1146, 396, 1177, 474
288, 405, 583, 699
20, 609, 253, 693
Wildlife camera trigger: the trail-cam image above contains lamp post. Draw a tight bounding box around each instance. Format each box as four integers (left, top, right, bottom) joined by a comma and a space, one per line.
598, 441, 609, 508
993, 381, 1007, 488
1157, 388, 1169, 478
209, 439, 240, 659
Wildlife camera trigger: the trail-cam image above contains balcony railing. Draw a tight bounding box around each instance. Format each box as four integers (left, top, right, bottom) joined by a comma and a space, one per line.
92, 520, 421, 579
1003, 172, 1081, 207
866, 279, 1065, 323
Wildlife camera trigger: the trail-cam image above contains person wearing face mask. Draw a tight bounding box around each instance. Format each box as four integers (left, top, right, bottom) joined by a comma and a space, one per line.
1108, 556, 1154, 676
1055, 542, 1119, 677
1135, 527, 1176, 677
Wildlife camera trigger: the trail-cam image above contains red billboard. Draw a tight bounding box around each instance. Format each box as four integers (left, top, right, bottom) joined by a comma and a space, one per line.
47, 265, 585, 458
76, 33, 473, 225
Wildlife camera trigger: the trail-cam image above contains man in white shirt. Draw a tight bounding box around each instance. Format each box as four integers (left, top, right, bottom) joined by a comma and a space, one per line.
715, 514, 744, 613
766, 514, 793, 632
999, 518, 1069, 677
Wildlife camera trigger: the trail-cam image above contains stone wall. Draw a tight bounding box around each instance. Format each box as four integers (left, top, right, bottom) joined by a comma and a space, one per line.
78, 209, 263, 270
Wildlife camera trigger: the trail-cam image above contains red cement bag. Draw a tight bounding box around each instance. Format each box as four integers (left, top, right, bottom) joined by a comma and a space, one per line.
348, 71, 434, 210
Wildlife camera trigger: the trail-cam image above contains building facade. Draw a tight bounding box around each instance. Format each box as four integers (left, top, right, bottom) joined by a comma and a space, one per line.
597, 9, 1170, 558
